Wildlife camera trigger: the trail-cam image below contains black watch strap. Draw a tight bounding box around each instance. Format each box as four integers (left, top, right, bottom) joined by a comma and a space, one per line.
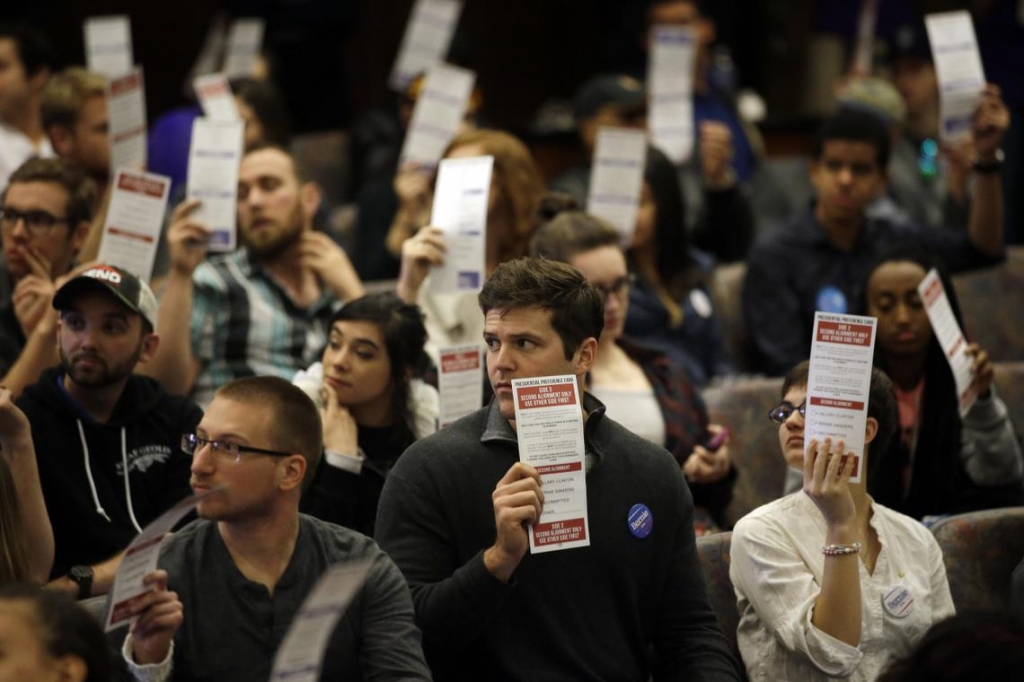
68, 565, 94, 600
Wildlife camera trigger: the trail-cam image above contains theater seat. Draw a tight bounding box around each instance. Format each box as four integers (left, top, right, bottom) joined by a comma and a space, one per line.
953, 246, 1024, 362
695, 531, 748, 681
710, 262, 751, 373
992, 362, 1024, 444
702, 377, 787, 527
929, 506, 1024, 612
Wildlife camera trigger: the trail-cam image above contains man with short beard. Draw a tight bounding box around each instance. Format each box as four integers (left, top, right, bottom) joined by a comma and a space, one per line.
16, 264, 201, 599
143, 144, 365, 407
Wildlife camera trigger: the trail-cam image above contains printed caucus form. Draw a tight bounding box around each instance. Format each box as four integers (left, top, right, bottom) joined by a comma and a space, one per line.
805, 312, 878, 483
104, 493, 208, 632
648, 25, 696, 164
512, 375, 590, 554
389, 0, 464, 91
97, 170, 171, 282
84, 15, 133, 77
224, 18, 265, 79
428, 154, 491, 295
187, 119, 244, 252
269, 560, 373, 682
438, 343, 483, 428
586, 127, 646, 245
399, 63, 476, 169
918, 269, 978, 416
194, 74, 239, 121
107, 69, 147, 174
926, 11, 986, 141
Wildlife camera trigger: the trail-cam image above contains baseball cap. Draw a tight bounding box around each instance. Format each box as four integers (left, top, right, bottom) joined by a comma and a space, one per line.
53, 264, 159, 331
890, 21, 932, 63
572, 74, 646, 121
838, 77, 907, 127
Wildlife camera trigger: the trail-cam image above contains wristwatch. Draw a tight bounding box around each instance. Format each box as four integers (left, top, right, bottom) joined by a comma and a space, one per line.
68, 565, 94, 600
973, 149, 1004, 174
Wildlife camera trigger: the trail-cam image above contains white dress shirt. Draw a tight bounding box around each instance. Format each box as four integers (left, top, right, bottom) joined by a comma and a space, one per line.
0, 120, 54, 195
730, 492, 955, 681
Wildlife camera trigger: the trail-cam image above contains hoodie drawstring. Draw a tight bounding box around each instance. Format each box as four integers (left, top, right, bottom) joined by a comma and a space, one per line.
78, 419, 111, 523
120, 428, 142, 534
77, 420, 143, 533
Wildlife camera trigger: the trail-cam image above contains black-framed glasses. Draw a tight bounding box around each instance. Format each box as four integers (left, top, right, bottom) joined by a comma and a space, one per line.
181, 433, 293, 464
0, 207, 70, 237
768, 401, 806, 424
592, 273, 636, 300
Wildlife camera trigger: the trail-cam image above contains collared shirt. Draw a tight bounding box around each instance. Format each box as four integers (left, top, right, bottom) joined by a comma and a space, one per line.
189, 249, 337, 407
743, 205, 1004, 376
730, 492, 955, 682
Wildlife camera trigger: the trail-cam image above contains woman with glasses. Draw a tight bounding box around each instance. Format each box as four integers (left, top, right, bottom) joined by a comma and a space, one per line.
856, 245, 1023, 521
622, 146, 735, 386
292, 293, 437, 537
730, 361, 955, 681
531, 200, 734, 533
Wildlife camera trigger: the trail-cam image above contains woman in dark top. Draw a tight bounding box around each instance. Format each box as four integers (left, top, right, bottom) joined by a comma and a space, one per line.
296, 293, 437, 536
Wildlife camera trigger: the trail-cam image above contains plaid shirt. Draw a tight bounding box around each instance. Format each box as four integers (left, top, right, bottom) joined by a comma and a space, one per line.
190, 249, 337, 407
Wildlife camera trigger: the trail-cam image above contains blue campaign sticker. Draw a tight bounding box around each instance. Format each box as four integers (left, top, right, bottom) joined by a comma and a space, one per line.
627, 503, 654, 539
815, 286, 848, 314
882, 585, 914, 618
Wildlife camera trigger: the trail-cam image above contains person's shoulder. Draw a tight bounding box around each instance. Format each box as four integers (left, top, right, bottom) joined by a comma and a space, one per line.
128, 374, 202, 416
193, 251, 245, 290
733, 492, 805, 537
597, 414, 679, 473
161, 518, 214, 561
300, 514, 386, 561
872, 502, 939, 547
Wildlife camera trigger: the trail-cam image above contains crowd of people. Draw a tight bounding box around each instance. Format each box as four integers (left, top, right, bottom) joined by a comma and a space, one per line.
1, 1, 1024, 680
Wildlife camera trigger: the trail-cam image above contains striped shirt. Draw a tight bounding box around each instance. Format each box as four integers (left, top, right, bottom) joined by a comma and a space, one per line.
190, 249, 337, 407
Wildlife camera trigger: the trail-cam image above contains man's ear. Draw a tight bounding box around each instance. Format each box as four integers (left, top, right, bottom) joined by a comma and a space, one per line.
28, 66, 50, 94
863, 416, 879, 444
573, 337, 598, 377
48, 124, 75, 157
68, 219, 91, 254
279, 454, 307, 493
136, 332, 160, 365
299, 181, 322, 226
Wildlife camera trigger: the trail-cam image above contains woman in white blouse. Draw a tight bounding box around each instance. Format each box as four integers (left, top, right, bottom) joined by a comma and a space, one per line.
729, 361, 955, 682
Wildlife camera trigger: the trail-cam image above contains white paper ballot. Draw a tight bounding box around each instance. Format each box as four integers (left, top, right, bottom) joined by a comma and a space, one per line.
194, 74, 239, 121
512, 375, 590, 554
851, 0, 880, 76
104, 492, 207, 632
389, 0, 464, 92
187, 119, 244, 252
399, 63, 476, 169
805, 313, 878, 484
269, 560, 372, 682
648, 25, 695, 164
224, 18, 265, 78
428, 155, 490, 295
586, 127, 647, 245
926, 11, 987, 141
97, 170, 171, 282
438, 343, 483, 428
84, 15, 133, 77
106, 69, 147, 174
918, 269, 978, 416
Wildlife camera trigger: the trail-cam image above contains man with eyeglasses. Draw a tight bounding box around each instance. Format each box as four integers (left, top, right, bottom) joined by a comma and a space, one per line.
15, 264, 201, 601
117, 376, 431, 681
1, 157, 95, 385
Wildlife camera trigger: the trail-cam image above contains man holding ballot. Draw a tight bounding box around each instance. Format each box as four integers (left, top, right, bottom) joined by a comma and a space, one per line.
143, 144, 365, 406
376, 257, 739, 681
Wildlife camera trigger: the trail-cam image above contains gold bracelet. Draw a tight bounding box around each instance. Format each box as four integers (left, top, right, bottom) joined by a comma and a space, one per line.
822, 542, 862, 557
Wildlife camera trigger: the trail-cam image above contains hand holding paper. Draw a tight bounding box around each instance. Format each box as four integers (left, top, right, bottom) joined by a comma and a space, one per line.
972, 84, 1009, 161
397, 226, 447, 302
166, 199, 212, 277
802, 437, 857, 529
484, 462, 543, 583
125, 570, 182, 666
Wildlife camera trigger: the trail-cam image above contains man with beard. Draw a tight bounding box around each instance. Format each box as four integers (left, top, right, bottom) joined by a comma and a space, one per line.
16, 264, 201, 598
143, 144, 365, 407
41, 67, 111, 201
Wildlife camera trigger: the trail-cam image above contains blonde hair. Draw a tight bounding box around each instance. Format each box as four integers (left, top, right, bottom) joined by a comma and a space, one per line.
446, 129, 545, 261
0, 459, 30, 584
41, 67, 106, 131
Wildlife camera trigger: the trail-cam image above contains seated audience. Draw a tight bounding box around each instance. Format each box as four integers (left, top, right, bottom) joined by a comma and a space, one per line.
0, 583, 114, 682
877, 611, 1024, 682
0, 387, 52, 584
16, 265, 200, 597
857, 246, 1024, 520
294, 292, 437, 536
143, 144, 365, 407
744, 95, 1009, 376
530, 204, 734, 532
0, 24, 55, 194
730, 361, 955, 681
1, 158, 95, 388
395, 129, 545, 363
40, 67, 110, 200
377, 257, 740, 680
624, 146, 736, 385
119, 376, 430, 681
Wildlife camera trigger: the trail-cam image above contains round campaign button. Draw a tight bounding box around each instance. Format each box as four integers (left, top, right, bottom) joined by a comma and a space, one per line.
882, 585, 914, 618
627, 503, 654, 539
689, 289, 713, 318
815, 286, 848, 314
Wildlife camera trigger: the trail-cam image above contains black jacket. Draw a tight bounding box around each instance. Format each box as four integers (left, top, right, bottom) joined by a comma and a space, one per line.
18, 368, 202, 578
